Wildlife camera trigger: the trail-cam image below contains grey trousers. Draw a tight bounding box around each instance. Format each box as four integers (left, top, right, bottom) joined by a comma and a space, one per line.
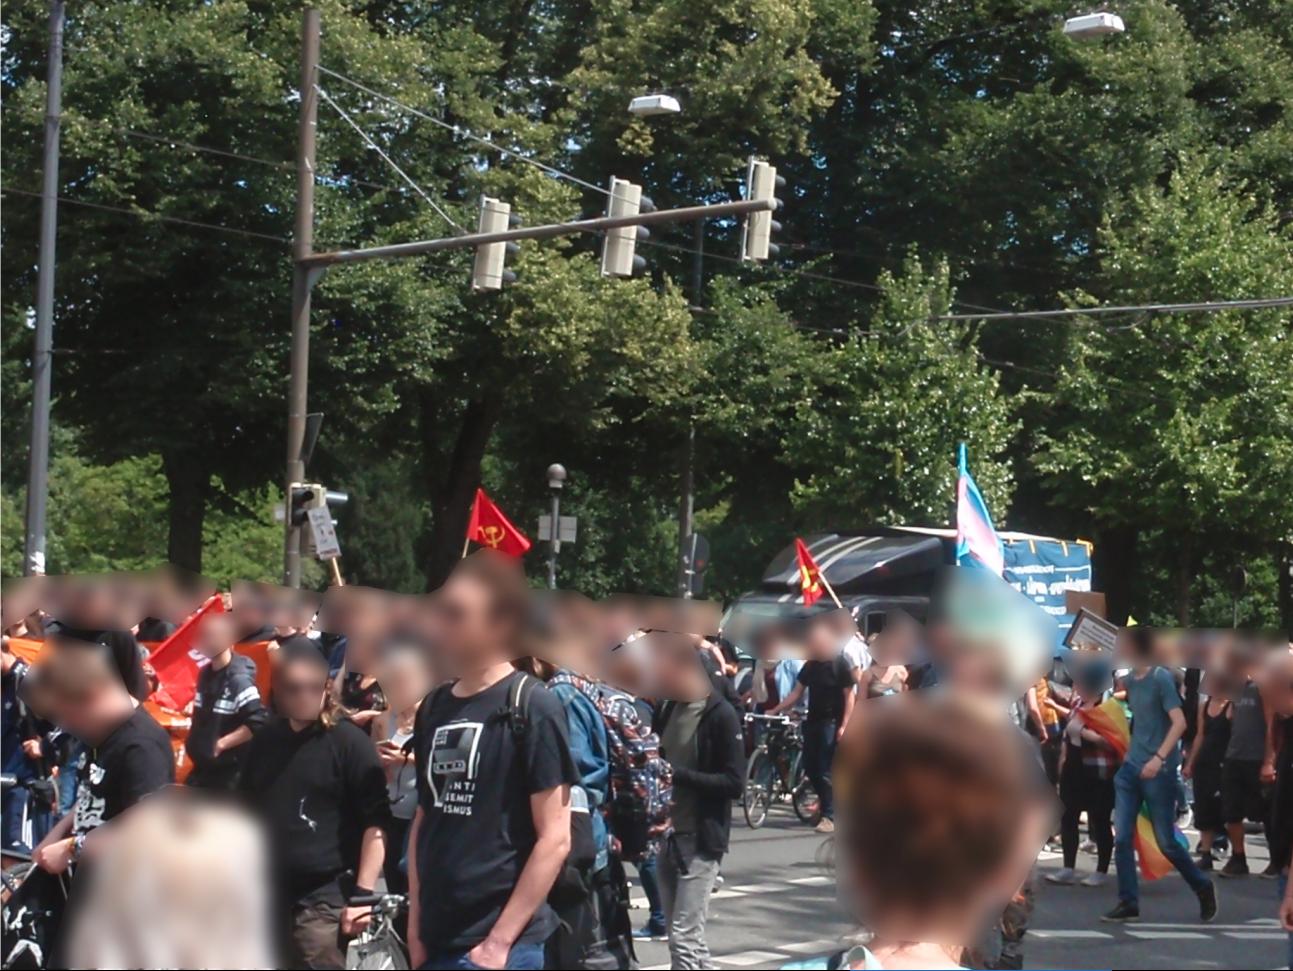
658, 837, 721, 970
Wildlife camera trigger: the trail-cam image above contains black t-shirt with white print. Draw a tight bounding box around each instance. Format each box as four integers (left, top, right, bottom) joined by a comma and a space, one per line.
73, 706, 174, 838
413, 670, 576, 952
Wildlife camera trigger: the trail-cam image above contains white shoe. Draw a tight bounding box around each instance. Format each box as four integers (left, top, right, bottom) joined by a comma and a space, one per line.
1045, 867, 1078, 884
1079, 839, 1097, 854
815, 818, 836, 834
1080, 871, 1109, 887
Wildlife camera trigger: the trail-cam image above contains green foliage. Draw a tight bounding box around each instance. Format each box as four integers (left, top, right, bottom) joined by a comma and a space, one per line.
2, 0, 1290, 625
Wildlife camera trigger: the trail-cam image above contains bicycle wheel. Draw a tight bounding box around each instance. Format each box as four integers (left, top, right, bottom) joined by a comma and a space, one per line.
743, 750, 774, 829
791, 767, 821, 825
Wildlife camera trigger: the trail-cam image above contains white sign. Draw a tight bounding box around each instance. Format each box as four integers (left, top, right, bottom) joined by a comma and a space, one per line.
537, 515, 578, 543
307, 506, 341, 560
1063, 607, 1119, 653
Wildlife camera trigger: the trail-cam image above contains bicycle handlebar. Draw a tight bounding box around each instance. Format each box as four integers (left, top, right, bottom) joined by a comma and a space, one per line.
744, 712, 793, 723
348, 892, 407, 909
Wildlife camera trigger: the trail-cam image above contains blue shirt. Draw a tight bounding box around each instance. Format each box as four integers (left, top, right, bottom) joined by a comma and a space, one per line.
1126, 666, 1182, 769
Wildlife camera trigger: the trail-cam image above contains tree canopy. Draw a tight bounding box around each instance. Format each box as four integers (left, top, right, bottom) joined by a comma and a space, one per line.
3, 0, 1290, 626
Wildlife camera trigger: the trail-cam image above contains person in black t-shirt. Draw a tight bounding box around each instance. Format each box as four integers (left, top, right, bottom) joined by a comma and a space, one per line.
410, 551, 576, 971
24, 645, 173, 877
185, 613, 268, 790
239, 640, 390, 970
767, 622, 858, 831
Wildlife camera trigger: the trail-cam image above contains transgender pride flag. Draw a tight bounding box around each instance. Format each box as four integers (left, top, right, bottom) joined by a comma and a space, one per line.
954, 442, 1004, 576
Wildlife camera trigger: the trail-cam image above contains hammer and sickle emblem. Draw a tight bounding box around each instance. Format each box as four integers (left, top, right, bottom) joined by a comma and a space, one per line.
479, 525, 505, 548
799, 564, 820, 594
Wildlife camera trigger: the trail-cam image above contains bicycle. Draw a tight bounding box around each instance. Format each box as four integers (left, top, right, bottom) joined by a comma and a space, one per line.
741, 713, 820, 828
345, 892, 409, 970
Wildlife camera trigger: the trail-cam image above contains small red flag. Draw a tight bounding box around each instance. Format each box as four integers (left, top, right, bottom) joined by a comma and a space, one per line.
466, 488, 532, 557
148, 594, 225, 710
795, 537, 825, 607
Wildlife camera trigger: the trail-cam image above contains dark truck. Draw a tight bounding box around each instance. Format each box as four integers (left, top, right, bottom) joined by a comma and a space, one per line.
721, 525, 1093, 650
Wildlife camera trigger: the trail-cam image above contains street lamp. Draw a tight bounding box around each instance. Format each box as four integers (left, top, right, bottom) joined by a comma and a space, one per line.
546, 463, 567, 590
1062, 11, 1125, 39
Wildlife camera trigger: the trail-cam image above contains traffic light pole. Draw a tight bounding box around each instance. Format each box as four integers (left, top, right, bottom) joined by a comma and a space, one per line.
284, 8, 775, 586
283, 8, 320, 588
301, 197, 773, 268
23, 0, 65, 577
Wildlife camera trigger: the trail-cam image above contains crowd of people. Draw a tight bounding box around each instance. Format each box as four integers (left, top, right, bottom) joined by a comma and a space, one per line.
2, 561, 1291, 971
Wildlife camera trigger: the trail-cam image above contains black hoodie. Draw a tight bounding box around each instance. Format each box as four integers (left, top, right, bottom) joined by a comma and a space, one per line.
655, 687, 744, 861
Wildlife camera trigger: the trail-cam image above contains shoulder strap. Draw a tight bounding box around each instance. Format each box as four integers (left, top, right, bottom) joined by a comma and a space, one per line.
505, 672, 537, 740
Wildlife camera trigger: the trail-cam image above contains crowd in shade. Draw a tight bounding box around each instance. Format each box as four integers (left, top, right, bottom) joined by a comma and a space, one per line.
2, 561, 1291, 970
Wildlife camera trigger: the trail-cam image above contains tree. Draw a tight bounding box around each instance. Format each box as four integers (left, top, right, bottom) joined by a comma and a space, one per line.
1033, 159, 1293, 624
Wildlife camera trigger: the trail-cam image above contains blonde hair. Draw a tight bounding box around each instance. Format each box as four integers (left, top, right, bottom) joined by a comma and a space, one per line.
67, 794, 275, 969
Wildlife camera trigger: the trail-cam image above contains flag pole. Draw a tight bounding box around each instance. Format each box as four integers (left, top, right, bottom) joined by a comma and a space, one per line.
461, 535, 471, 558
819, 573, 844, 609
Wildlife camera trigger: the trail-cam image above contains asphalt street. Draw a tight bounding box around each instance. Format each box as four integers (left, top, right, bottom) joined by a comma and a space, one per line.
629, 806, 1287, 970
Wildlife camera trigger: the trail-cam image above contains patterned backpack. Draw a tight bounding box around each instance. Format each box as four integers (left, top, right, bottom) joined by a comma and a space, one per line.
549, 670, 673, 862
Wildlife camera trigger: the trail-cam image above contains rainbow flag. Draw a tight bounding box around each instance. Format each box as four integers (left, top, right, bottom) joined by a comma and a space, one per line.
1076, 697, 1189, 880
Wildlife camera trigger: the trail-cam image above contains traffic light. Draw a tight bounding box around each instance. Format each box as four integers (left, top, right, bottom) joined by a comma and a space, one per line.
288, 482, 349, 526
740, 158, 784, 262
289, 483, 320, 527
470, 195, 521, 291
600, 177, 650, 277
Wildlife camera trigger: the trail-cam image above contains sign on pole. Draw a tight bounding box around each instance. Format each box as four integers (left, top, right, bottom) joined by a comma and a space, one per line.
307, 506, 341, 560
538, 515, 578, 543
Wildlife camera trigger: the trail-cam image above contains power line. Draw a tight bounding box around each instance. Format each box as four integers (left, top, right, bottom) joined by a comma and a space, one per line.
0, 188, 288, 243
316, 64, 613, 198
935, 296, 1293, 322
315, 83, 466, 232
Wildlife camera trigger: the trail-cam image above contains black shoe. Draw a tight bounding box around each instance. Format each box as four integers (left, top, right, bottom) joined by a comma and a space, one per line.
1197, 881, 1218, 922
1218, 854, 1248, 878
1259, 861, 1280, 879
1197, 851, 1213, 871
1100, 900, 1141, 922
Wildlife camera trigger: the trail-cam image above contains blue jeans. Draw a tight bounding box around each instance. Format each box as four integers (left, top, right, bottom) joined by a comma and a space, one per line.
1113, 760, 1210, 905
638, 851, 665, 929
802, 719, 838, 820
420, 941, 545, 969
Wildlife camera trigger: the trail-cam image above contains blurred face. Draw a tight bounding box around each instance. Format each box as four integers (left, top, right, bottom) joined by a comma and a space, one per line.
380, 649, 431, 711
196, 615, 235, 660
274, 659, 328, 723
652, 640, 708, 702
434, 573, 505, 666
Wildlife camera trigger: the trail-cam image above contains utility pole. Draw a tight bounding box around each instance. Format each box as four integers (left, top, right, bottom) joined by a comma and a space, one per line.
675, 218, 704, 597
283, 7, 320, 587
23, 0, 65, 577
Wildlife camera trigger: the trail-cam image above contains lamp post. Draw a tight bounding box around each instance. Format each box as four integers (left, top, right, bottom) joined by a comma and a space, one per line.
546, 463, 567, 589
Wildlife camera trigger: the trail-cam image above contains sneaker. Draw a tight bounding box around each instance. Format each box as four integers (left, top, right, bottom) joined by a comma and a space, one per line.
1218, 854, 1249, 878
1197, 850, 1214, 871
1080, 871, 1109, 887
1197, 881, 1218, 922
1100, 900, 1140, 922
1079, 838, 1097, 854
633, 924, 667, 942
1045, 868, 1078, 885
815, 818, 836, 834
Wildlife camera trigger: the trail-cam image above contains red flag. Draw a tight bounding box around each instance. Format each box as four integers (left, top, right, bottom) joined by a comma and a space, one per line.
466, 488, 532, 557
147, 594, 225, 710
795, 537, 825, 606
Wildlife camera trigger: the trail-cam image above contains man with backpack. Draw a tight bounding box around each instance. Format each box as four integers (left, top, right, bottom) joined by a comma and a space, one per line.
409, 552, 576, 970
